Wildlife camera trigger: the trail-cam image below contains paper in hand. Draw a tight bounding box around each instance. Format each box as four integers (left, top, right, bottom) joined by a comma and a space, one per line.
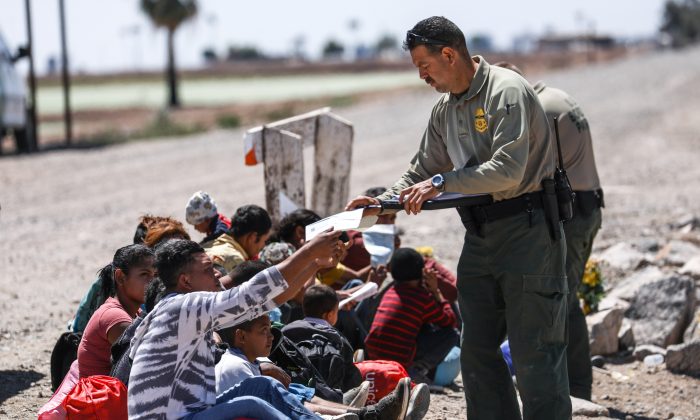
339, 282, 379, 309
305, 208, 378, 241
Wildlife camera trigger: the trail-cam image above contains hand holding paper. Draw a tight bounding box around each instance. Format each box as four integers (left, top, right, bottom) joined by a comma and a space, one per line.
338, 282, 379, 309
305, 208, 378, 241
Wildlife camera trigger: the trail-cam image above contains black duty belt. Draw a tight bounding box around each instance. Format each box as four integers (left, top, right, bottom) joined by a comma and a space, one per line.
466, 191, 544, 225
574, 189, 604, 216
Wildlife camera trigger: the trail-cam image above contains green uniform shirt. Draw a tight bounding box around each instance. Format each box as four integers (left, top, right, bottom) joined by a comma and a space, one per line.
379, 56, 555, 203
534, 81, 601, 192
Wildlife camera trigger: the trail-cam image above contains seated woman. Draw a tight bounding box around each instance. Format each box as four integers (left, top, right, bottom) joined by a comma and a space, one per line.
77, 244, 156, 378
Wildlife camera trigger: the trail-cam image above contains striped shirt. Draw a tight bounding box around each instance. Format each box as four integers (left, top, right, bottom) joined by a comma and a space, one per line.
127, 267, 287, 420
365, 283, 456, 368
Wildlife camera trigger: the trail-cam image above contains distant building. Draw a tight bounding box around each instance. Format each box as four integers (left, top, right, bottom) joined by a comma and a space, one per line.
536, 34, 616, 52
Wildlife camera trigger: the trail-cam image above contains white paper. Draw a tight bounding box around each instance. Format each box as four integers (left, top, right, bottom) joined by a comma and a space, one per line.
339, 282, 379, 309
305, 209, 378, 241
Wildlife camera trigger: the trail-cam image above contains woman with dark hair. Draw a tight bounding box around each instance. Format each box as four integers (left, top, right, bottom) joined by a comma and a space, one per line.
77, 244, 156, 378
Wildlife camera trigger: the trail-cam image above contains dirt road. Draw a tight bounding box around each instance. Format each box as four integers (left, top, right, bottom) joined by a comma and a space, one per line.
1, 47, 699, 418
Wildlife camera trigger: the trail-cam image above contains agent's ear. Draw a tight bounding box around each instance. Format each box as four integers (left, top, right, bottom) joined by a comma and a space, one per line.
442, 46, 457, 64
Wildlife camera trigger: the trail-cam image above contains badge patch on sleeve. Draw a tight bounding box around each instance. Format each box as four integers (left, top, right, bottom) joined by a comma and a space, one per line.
474, 107, 488, 133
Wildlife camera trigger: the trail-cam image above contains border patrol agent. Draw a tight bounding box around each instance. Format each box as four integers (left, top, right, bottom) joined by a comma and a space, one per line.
534, 78, 603, 400
495, 61, 604, 401
346, 17, 571, 420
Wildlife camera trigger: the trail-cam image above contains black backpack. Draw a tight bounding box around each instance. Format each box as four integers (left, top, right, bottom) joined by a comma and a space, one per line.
49, 331, 82, 391
269, 330, 343, 403
294, 333, 346, 390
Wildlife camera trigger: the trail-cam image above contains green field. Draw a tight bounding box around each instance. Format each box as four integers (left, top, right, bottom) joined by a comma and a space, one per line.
37, 70, 422, 115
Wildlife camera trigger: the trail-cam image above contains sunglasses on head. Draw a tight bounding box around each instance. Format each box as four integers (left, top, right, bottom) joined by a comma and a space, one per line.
405, 31, 448, 46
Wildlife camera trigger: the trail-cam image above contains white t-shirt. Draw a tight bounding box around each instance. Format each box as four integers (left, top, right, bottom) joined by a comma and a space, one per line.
215, 347, 261, 395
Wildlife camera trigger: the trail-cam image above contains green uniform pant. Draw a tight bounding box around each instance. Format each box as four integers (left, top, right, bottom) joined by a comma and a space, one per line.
562, 207, 602, 401
457, 208, 571, 420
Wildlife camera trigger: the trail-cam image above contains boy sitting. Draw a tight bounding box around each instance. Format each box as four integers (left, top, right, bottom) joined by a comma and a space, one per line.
216, 313, 410, 420
365, 248, 459, 384
283, 285, 363, 392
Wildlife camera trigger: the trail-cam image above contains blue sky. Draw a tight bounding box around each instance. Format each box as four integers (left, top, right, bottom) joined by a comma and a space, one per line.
0, 0, 667, 74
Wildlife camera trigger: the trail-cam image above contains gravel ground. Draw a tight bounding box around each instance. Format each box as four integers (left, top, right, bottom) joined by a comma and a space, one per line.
1, 47, 700, 419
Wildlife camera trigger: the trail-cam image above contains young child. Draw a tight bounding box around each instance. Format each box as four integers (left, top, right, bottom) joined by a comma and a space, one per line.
365, 248, 459, 384
216, 314, 410, 420
283, 285, 363, 392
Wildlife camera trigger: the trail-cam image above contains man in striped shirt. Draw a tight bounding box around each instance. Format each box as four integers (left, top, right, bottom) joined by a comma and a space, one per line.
127, 233, 345, 419
365, 248, 459, 383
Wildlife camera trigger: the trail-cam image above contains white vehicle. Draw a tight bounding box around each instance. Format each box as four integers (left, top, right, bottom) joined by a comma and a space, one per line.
0, 32, 30, 153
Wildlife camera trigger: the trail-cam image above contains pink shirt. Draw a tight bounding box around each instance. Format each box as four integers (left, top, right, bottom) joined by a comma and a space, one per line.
77, 297, 133, 377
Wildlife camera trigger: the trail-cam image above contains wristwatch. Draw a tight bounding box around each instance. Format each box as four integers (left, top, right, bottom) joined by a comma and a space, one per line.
431, 174, 445, 192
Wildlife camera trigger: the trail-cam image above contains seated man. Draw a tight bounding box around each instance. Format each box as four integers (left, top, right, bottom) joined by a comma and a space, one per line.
216, 313, 410, 419
283, 285, 363, 393
185, 191, 232, 246
365, 248, 459, 384
205, 204, 271, 273
127, 233, 346, 419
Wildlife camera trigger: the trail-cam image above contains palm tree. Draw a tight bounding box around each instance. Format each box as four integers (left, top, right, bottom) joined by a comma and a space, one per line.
141, 0, 197, 108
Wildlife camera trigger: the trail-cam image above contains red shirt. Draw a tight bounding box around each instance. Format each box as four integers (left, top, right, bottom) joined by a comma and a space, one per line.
365, 283, 456, 368
77, 297, 132, 377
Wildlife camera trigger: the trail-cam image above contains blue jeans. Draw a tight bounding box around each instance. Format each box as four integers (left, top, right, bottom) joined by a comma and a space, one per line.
289, 383, 316, 403
189, 376, 320, 420
186, 395, 289, 420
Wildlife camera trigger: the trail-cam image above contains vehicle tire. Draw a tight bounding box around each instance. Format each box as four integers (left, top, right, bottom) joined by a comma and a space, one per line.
14, 127, 30, 153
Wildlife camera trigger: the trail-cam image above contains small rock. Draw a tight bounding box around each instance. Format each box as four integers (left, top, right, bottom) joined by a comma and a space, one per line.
633, 344, 667, 361
671, 214, 699, 231
591, 355, 605, 368
571, 396, 610, 416
587, 307, 624, 355
599, 242, 647, 272
656, 240, 700, 266
665, 340, 700, 375
618, 319, 635, 351
680, 256, 700, 279
684, 306, 700, 342
635, 238, 661, 253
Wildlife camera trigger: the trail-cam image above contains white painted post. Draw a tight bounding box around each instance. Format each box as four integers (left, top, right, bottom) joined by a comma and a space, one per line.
243, 107, 354, 219
261, 127, 304, 223
313, 112, 354, 216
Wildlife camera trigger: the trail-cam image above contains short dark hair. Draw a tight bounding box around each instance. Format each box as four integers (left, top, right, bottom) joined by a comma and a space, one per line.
364, 186, 387, 198
230, 205, 272, 238
404, 16, 469, 57
156, 239, 205, 289
218, 314, 269, 347
302, 284, 339, 318
229, 260, 270, 288
272, 209, 321, 243
390, 248, 425, 282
